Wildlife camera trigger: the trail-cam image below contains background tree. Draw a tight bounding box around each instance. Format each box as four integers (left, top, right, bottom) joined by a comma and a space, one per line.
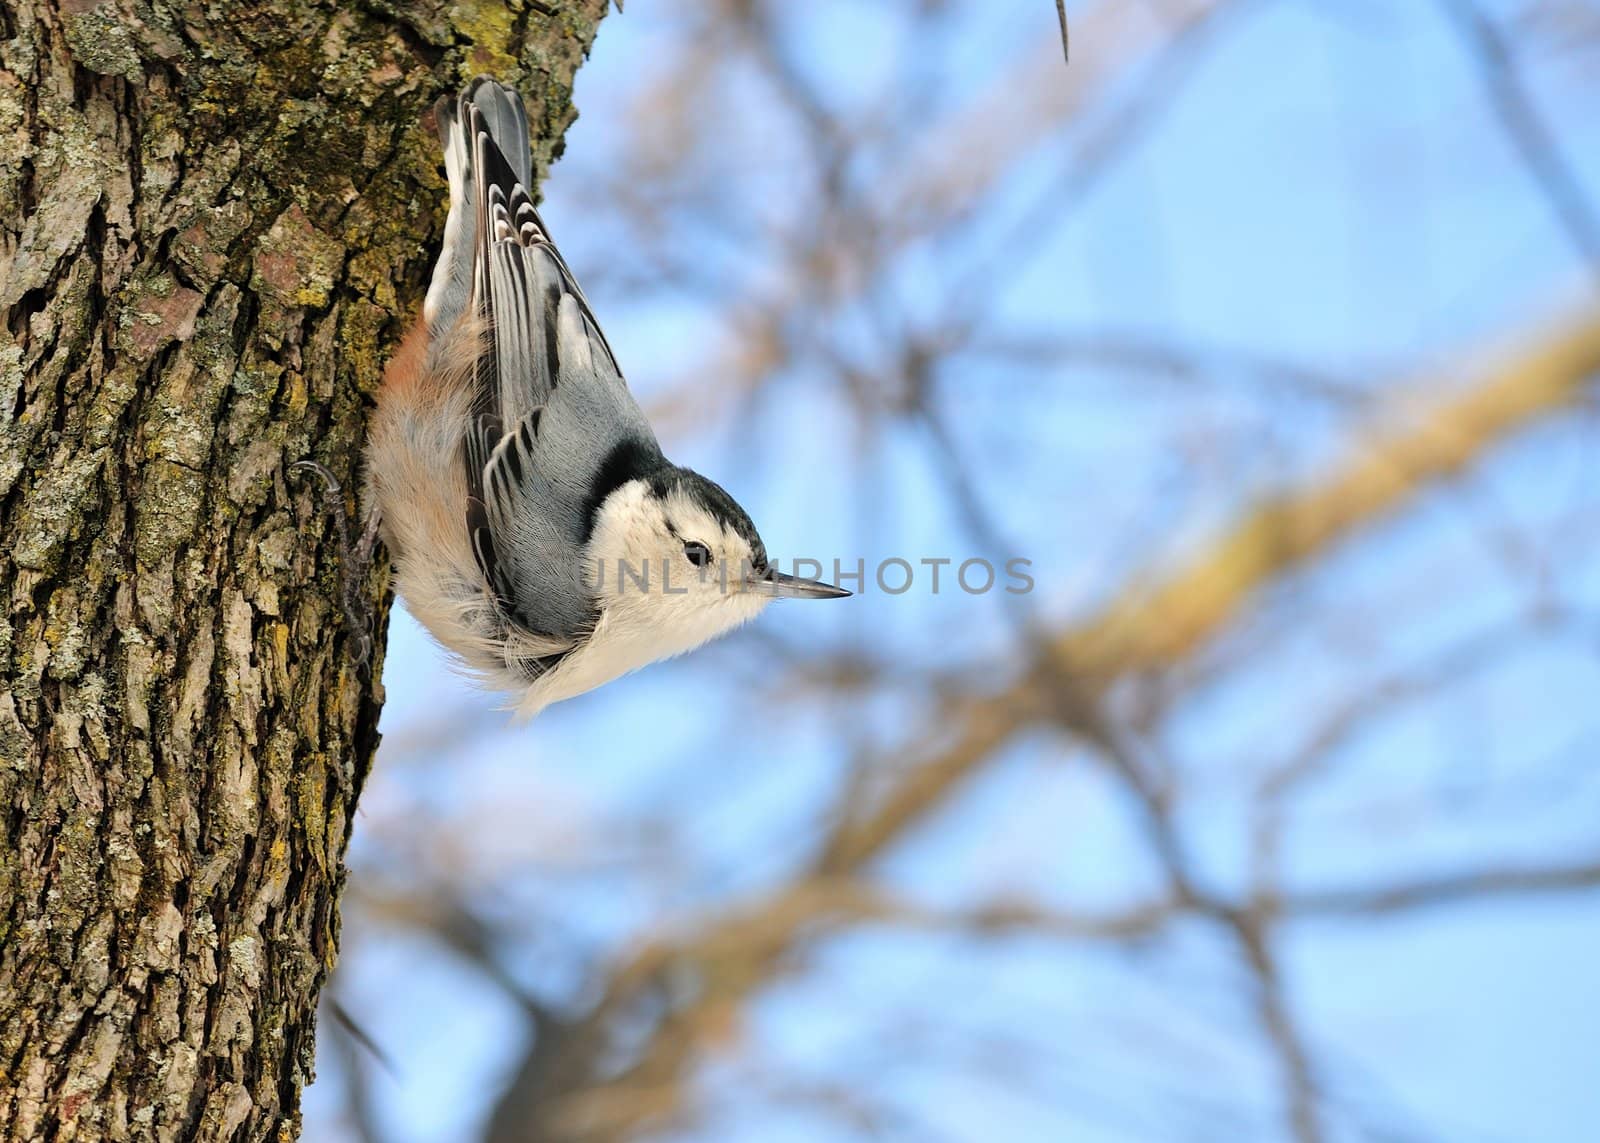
0, 1, 607, 1137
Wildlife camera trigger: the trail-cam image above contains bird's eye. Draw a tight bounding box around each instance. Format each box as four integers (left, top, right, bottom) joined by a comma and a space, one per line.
683, 541, 713, 568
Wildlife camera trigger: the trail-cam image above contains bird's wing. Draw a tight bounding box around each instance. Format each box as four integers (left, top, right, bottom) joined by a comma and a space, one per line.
456, 79, 660, 642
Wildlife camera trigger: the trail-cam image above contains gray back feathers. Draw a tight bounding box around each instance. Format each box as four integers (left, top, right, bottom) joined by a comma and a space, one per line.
432, 78, 661, 647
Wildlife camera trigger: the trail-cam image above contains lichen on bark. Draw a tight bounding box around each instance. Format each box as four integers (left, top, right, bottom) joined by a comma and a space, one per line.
0, 1, 608, 1137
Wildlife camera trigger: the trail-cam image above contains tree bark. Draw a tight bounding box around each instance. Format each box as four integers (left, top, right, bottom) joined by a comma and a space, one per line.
0, 1, 606, 1137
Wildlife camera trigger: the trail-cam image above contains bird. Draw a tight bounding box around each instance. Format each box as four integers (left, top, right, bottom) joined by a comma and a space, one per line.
360, 77, 850, 717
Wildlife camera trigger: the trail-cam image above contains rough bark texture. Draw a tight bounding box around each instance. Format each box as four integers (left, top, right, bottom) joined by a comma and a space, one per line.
0, 1, 607, 1137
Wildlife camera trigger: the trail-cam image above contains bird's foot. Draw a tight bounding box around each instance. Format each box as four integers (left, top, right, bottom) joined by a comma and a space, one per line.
292, 460, 383, 666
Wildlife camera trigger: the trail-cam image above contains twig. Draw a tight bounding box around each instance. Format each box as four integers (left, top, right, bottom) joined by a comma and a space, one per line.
1437, 0, 1600, 287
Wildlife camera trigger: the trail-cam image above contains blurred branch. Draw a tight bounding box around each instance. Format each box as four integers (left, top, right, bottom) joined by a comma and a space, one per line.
322, 993, 389, 1143
1071, 310, 1600, 674
1249, 615, 1546, 888
1282, 858, 1600, 917
1438, 0, 1600, 285
354, 889, 547, 1014
772, 881, 1176, 944
1233, 918, 1324, 1143
970, 329, 1367, 405
893, 0, 1223, 234
945, 0, 1240, 322
636, 0, 1236, 430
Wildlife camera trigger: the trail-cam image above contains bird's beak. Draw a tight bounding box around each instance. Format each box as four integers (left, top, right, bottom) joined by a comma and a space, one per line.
748, 568, 852, 599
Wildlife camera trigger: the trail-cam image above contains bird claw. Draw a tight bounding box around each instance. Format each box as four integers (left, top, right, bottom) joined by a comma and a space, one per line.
291, 459, 342, 495
292, 460, 382, 667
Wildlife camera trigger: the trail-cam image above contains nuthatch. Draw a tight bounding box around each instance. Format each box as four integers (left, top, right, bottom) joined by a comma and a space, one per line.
359, 78, 849, 717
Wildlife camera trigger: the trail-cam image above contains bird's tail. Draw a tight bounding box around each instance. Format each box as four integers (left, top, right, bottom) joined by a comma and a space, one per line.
423, 77, 533, 339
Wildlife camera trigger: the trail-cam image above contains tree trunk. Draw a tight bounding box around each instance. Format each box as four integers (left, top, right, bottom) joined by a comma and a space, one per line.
0, 1, 606, 1137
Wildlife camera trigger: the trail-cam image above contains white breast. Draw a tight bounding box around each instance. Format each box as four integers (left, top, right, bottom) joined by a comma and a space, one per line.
517, 588, 769, 717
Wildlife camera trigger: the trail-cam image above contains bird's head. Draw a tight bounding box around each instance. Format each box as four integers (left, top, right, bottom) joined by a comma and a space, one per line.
582, 466, 848, 650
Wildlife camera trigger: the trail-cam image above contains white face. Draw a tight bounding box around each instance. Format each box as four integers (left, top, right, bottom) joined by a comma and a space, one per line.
582, 479, 773, 648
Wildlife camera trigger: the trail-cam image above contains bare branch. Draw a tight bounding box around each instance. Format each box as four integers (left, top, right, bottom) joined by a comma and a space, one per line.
1437, 0, 1600, 285
1282, 860, 1600, 917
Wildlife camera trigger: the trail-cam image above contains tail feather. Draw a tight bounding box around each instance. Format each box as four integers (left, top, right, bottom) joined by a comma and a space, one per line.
423, 78, 533, 339
464, 78, 531, 195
